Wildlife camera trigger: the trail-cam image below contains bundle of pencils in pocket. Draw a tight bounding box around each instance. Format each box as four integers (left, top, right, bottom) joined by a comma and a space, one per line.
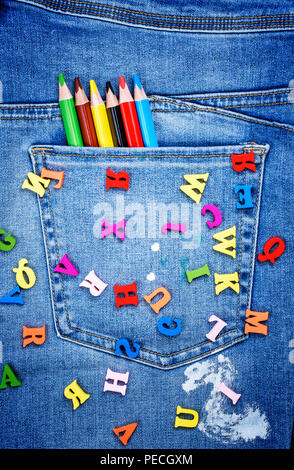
58, 73, 158, 148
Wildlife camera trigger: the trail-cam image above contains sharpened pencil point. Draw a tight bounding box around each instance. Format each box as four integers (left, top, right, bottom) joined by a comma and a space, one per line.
119, 76, 126, 89
133, 74, 142, 90
106, 81, 114, 93
74, 77, 82, 93
90, 79, 98, 95
58, 73, 65, 86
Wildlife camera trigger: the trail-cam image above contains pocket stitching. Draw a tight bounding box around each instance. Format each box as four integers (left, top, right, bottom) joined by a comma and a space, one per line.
40, 150, 242, 352
32, 148, 257, 367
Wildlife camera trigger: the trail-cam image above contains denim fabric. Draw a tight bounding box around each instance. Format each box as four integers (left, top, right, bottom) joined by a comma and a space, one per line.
0, 0, 293, 449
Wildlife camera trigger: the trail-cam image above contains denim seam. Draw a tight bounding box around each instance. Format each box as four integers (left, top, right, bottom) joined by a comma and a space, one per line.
0, 105, 59, 109
32, 148, 255, 365
2, 103, 294, 135
151, 109, 294, 133
2, 101, 291, 118
247, 152, 265, 309
32, 148, 266, 157
53, 331, 248, 368
236, 172, 245, 330
223, 101, 292, 109
0, 115, 61, 120
165, 90, 291, 101
38, 149, 239, 350
35, 153, 62, 333
15, 1, 294, 31
0, 90, 289, 109
22, 0, 294, 21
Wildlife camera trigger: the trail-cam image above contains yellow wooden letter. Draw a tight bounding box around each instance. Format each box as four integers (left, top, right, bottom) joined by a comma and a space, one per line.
213, 226, 236, 258
174, 405, 199, 428
64, 379, 90, 410
214, 272, 240, 295
180, 173, 209, 204
22, 172, 50, 197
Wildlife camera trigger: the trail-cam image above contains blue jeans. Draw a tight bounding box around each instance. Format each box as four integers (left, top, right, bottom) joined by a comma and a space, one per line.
0, 0, 293, 449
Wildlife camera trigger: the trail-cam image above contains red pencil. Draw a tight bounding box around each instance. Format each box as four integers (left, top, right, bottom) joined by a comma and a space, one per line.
118, 76, 144, 147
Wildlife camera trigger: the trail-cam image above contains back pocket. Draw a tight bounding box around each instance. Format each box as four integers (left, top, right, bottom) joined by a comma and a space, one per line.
29, 142, 269, 369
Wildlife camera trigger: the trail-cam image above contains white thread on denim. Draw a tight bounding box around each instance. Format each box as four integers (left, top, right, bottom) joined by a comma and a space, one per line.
289, 339, 294, 364
288, 79, 294, 104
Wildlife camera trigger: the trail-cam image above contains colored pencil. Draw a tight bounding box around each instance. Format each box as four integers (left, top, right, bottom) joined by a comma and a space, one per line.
90, 80, 114, 147
74, 77, 98, 147
118, 76, 144, 147
58, 73, 83, 146
106, 81, 128, 147
133, 74, 158, 147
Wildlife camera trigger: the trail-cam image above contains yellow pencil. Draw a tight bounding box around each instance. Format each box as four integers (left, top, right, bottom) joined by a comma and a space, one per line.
90, 80, 114, 147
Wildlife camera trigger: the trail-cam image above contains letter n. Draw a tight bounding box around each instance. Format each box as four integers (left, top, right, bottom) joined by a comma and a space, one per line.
244, 309, 269, 335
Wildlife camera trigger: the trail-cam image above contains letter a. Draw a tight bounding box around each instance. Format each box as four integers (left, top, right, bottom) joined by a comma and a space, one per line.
22, 172, 50, 197
180, 173, 209, 204
0, 286, 24, 305
213, 226, 236, 258
244, 309, 269, 335
113, 422, 138, 446
0, 364, 21, 389
174, 405, 199, 428
54, 254, 79, 276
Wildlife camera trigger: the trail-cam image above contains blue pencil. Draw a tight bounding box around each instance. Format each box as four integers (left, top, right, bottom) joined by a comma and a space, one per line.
133, 74, 158, 147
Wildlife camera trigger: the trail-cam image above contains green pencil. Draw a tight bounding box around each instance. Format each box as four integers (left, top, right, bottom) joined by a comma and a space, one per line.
58, 73, 84, 146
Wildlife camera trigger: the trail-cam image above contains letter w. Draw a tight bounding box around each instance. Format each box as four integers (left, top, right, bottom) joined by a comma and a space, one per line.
213, 226, 236, 258
180, 173, 209, 204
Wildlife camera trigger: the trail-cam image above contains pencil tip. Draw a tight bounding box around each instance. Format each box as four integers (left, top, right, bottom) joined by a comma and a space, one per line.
119, 76, 126, 89
58, 73, 65, 86
74, 77, 82, 93
90, 79, 98, 95
106, 81, 114, 93
133, 74, 142, 90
